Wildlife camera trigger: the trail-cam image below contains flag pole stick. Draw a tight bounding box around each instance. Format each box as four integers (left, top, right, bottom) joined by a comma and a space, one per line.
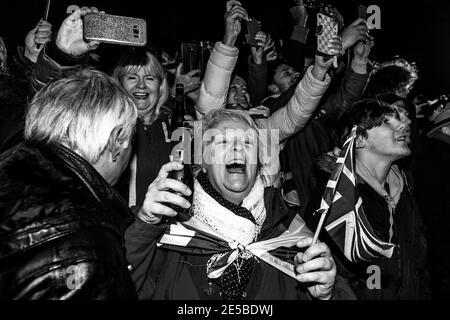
44, 0, 51, 20
36, 0, 51, 50
312, 209, 327, 245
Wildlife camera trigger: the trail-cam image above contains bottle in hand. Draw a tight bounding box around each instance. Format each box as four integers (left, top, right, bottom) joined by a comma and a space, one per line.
167, 84, 194, 219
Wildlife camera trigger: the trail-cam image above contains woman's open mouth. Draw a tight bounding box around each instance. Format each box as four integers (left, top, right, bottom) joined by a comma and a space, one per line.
133, 92, 150, 100
226, 161, 246, 174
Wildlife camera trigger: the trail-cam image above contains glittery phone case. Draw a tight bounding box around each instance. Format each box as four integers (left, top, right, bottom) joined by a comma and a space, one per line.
84, 13, 147, 46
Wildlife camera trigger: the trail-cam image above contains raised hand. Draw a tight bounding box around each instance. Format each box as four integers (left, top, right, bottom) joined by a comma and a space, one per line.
312, 35, 343, 80
56, 7, 102, 57
223, 0, 249, 47
173, 63, 202, 95
263, 34, 278, 62
341, 18, 369, 51
250, 31, 267, 64
24, 19, 52, 63
294, 237, 336, 300
290, 0, 308, 27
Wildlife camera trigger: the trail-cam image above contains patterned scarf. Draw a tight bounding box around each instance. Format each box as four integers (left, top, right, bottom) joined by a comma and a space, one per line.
194, 171, 266, 299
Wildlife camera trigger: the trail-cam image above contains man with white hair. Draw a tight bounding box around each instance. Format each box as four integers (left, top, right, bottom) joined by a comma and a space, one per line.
0, 68, 138, 299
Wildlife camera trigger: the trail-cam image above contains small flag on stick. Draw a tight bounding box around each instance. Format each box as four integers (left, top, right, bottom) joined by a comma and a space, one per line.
312, 126, 395, 262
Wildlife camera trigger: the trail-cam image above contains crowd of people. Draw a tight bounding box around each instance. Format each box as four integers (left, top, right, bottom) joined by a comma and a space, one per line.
0, 0, 448, 300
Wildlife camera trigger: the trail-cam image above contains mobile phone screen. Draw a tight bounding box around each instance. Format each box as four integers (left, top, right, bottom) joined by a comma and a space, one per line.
181, 43, 209, 79
358, 5, 368, 20
245, 18, 261, 47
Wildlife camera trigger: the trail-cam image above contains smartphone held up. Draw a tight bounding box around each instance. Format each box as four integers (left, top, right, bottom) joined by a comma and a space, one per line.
245, 18, 262, 47
315, 12, 339, 67
83, 13, 147, 46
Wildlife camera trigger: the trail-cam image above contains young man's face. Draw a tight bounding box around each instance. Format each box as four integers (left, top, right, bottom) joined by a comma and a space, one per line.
360, 113, 411, 162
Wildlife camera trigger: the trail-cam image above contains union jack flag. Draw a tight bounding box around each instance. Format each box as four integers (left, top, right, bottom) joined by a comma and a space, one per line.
314, 126, 395, 262
157, 214, 311, 279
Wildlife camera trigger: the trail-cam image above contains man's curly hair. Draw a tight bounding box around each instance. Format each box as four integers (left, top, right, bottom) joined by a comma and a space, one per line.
365, 57, 419, 98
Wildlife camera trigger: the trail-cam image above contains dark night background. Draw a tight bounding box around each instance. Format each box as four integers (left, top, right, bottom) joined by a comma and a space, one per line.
1, 0, 449, 99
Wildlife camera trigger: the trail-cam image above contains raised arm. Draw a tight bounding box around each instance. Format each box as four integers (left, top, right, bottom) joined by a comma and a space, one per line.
195, 0, 247, 118
247, 31, 269, 107
29, 7, 101, 100
264, 36, 343, 142
321, 24, 374, 127
285, 0, 309, 73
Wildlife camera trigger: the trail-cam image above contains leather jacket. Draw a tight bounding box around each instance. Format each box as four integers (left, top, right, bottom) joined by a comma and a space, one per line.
0, 141, 137, 299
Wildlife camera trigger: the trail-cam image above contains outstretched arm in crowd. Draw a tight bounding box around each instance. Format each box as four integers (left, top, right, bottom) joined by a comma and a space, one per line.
263, 37, 343, 142
285, 0, 309, 73
29, 7, 102, 99
195, 0, 247, 118
247, 31, 270, 107
320, 21, 373, 129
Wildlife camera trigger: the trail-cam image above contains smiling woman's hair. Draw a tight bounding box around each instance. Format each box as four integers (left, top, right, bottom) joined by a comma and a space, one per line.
336, 99, 398, 147
201, 108, 258, 133
112, 47, 169, 118
196, 108, 260, 167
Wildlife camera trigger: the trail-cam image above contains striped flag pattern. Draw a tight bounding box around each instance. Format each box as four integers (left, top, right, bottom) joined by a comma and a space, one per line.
316, 126, 396, 262
157, 215, 311, 280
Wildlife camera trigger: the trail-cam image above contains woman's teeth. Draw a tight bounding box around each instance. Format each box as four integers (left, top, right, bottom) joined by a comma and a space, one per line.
226, 163, 246, 173
133, 92, 149, 100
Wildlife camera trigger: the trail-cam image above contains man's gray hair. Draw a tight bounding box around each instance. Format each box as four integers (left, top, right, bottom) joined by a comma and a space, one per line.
25, 68, 137, 163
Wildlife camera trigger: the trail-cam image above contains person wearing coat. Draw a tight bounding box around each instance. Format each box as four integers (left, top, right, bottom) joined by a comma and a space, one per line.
0, 69, 138, 299
195, 1, 340, 187
125, 108, 356, 300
